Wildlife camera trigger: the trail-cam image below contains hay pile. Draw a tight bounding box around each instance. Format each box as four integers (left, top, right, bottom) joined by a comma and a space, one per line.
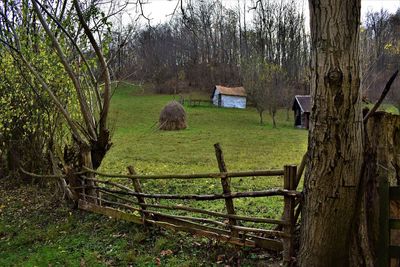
159, 101, 187, 130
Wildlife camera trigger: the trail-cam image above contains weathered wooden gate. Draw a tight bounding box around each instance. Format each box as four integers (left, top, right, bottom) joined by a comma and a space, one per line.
378, 176, 400, 266
76, 146, 302, 265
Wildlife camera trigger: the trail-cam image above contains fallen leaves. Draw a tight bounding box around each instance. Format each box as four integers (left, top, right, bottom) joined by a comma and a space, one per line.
160, 249, 173, 257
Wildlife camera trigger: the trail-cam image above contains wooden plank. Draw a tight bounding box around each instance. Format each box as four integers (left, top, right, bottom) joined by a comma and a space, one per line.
83, 193, 289, 238
282, 165, 296, 266
149, 213, 283, 250
81, 167, 284, 180
148, 214, 283, 251
142, 202, 288, 225
81, 195, 233, 235
81, 150, 97, 204
230, 225, 289, 238
145, 207, 287, 237
94, 186, 300, 200
127, 166, 147, 222
95, 191, 288, 225
251, 236, 283, 251
214, 143, 237, 236
295, 153, 307, 190
390, 218, 400, 229
78, 200, 143, 225
78, 200, 284, 251
82, 176, 132, 192
389, 246, 400, 258
294, 202, 302, 224
152, 212, 232, 236
378, 176, 390, 267
49, 151, 75, 202
389, 187, 400, 200
145, 219, 256, 248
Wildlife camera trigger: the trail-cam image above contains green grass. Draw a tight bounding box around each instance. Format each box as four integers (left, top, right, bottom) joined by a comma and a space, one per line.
105, 82, 307, 175
101, 83, 308, 226
0, 184, 214, 266
1, 82, 308, 266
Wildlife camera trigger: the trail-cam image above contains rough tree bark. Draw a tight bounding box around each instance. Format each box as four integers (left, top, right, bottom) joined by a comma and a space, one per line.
350, 112, 400, 266
299, 0, 363, 266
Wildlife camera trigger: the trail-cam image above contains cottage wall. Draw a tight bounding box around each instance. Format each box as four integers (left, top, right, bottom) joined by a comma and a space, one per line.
212, 88, 220, 106
212, 87, 247, 109
221, 95, 246, 109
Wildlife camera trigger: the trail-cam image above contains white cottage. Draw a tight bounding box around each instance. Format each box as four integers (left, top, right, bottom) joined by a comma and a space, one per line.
211, 85, 247, 109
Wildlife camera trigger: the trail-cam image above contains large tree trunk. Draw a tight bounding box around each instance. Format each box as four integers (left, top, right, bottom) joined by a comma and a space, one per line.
299, 0, 362, 266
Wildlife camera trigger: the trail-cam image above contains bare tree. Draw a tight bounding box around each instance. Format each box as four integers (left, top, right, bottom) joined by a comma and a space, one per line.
242, 57, 286, 127
0, 0, 115, 201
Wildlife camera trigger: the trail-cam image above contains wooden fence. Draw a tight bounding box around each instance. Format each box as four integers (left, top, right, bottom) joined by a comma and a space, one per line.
77, 144, 303, 265
178, 97, 212, 107
378, 176, 400, 266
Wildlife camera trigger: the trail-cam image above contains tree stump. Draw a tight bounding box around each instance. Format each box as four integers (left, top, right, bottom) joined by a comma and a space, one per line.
353, 111, 400, 266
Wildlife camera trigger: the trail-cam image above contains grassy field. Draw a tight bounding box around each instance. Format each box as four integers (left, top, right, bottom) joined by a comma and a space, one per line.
103, 82, 307, 175
1, 82, 308, 266
101, 82, 308, 224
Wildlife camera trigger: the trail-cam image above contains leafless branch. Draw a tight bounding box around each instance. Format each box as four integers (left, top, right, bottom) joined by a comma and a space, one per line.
73, 0, 112, 138
363, 70, 399, 123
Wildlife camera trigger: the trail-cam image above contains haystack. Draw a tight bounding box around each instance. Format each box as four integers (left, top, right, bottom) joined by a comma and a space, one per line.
159, 101, 187, 130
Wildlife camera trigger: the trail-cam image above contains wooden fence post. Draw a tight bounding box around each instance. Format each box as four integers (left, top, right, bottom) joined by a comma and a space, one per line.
378, 175, 389, 267
127, 166, 147, 224
214, 143, 238, 236
283, 165, 296, 266
81, 148, 98, 204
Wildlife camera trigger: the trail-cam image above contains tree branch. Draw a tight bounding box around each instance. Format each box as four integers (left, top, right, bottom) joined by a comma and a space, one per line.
33, 0, 102, 112
73, 0, 111, 137
363, 70, 399, 123
32, 0, 97, 141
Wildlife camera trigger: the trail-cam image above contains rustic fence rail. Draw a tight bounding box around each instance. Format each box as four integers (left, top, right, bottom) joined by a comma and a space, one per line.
19, 144, 306, 265
178, 97, 212, 107
74, 144, 302, 265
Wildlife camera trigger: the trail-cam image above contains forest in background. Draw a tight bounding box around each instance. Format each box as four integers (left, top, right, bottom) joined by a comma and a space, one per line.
1, 0, 400, 184
108, 1, 400, 109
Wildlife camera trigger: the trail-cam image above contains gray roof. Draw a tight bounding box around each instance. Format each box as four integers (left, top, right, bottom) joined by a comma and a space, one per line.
293, 95, 311, 113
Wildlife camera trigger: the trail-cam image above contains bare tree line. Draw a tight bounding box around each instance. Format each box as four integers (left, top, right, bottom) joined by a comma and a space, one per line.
108, 0, 310, 113
361, 8, 400, 111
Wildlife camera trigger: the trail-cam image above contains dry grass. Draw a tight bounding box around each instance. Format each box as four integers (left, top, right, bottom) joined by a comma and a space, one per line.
158, 101, 187, 130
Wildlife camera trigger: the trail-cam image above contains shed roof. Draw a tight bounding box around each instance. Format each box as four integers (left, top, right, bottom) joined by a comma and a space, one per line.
215, 85, 246, 97
293, 95, 311, 113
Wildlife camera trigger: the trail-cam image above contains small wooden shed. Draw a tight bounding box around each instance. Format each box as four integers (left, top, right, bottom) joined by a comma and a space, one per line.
211, 85, 247, 109
292, 95, 311, 129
